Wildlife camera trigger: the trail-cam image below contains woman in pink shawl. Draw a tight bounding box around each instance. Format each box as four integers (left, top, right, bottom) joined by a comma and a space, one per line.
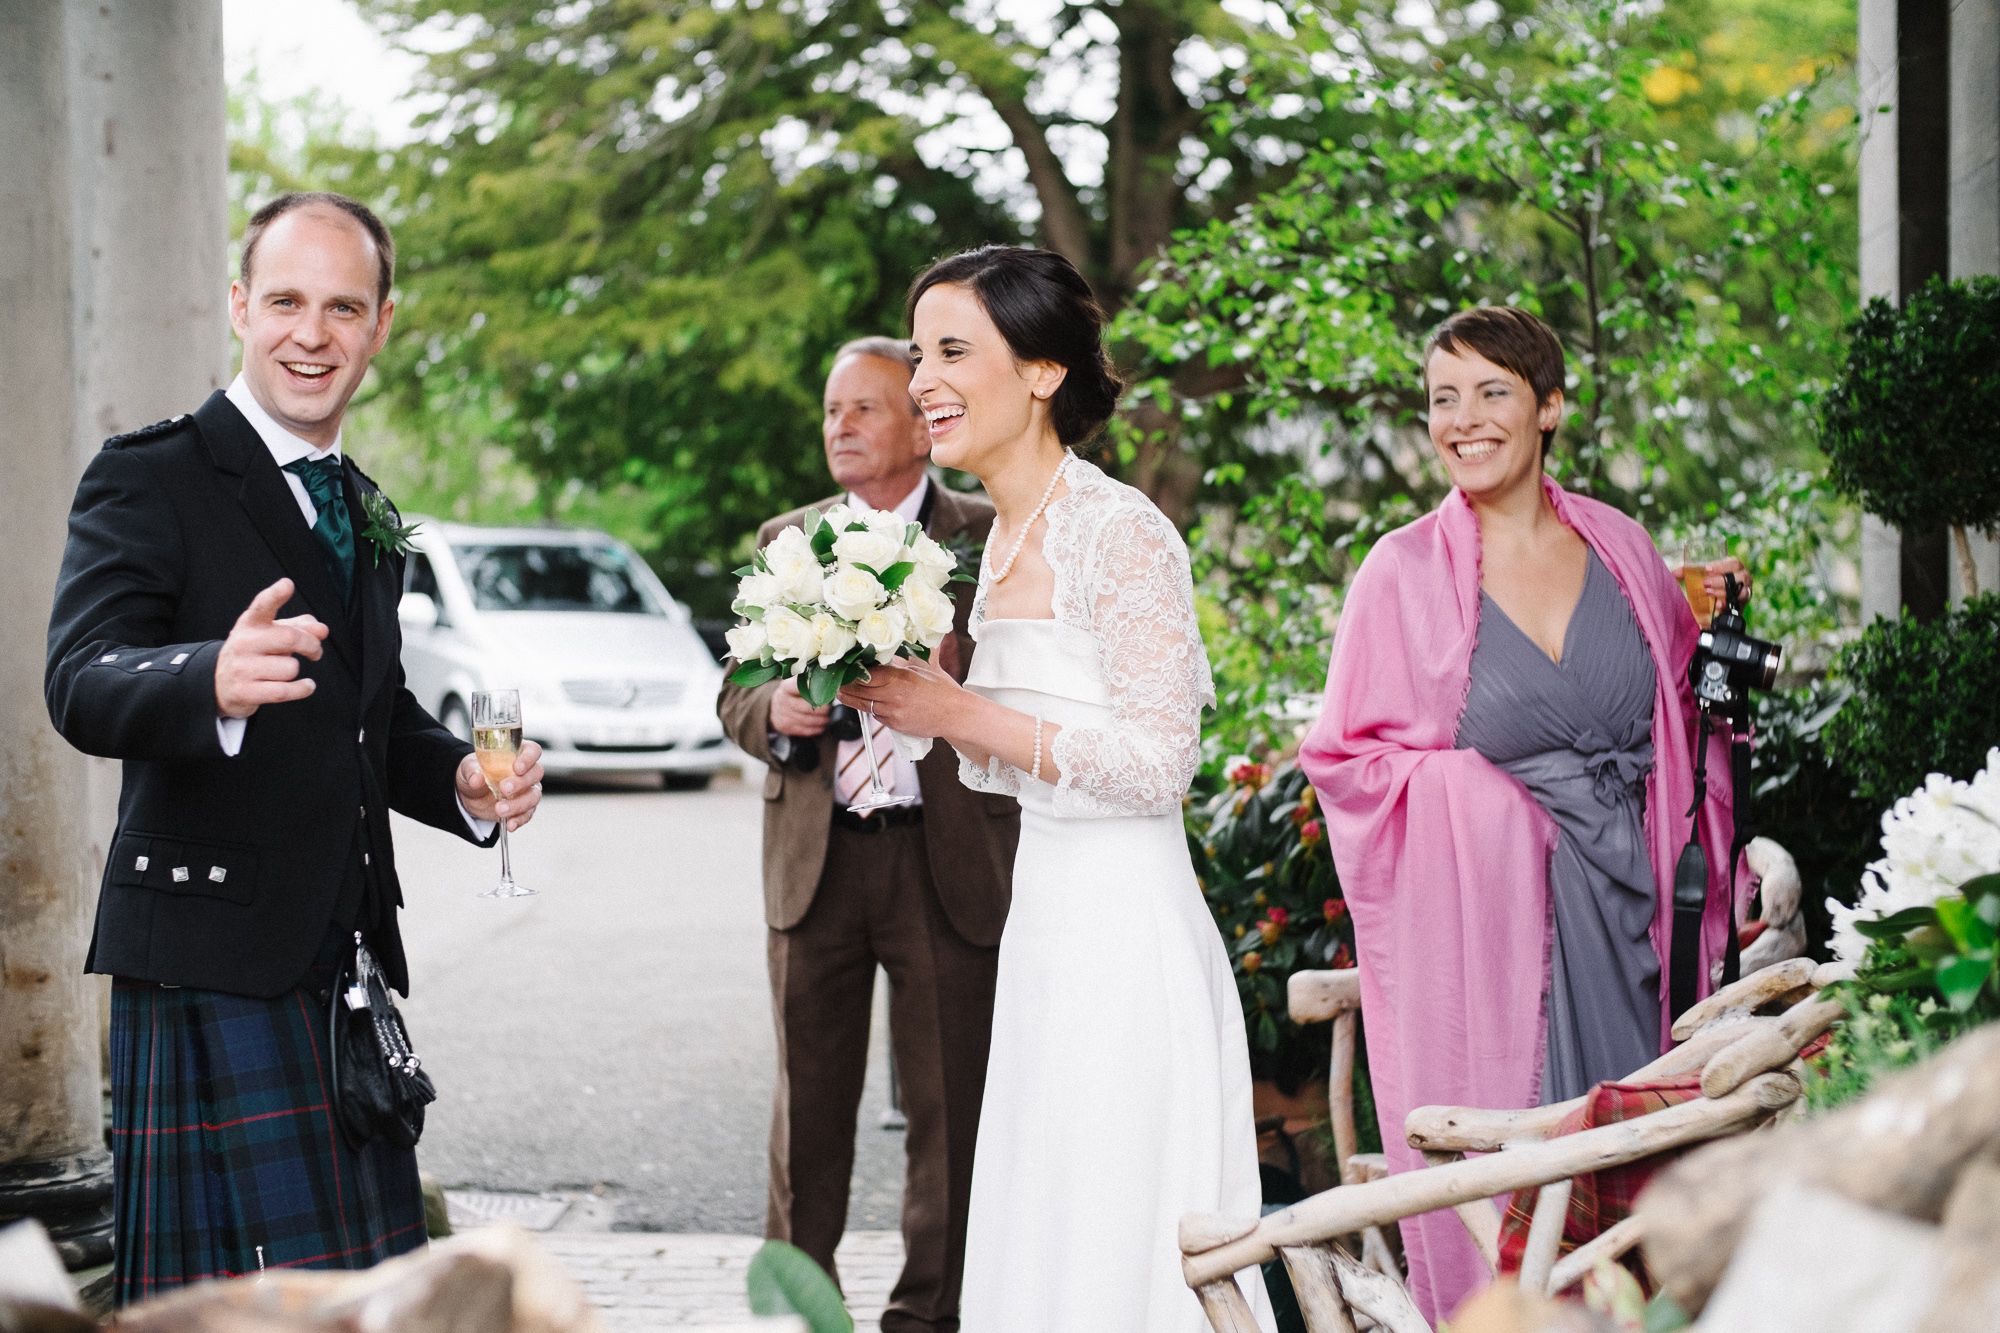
1299, 308, 1745, 1321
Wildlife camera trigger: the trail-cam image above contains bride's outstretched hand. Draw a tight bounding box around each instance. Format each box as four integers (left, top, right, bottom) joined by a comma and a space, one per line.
838, 655, 965, 740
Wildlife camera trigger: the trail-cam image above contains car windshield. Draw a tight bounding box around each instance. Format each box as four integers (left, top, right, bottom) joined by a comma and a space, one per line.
453, 542, 666, 615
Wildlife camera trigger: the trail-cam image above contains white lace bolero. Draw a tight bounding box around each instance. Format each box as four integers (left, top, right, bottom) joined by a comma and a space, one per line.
960, 457, 1216, 818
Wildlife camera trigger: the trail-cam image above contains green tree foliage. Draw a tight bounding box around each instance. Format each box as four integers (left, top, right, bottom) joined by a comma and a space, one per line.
1118, 0, 1858, 522
345, 0, 1359, 578
1819, 274, 2000, 596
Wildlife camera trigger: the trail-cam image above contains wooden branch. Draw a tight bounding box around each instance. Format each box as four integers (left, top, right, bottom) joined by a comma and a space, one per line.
1699, 998, 1844, 1099
1361, 1224, 1401, 1279
1276, 1245, 1360, 1333
1424, 1150, 1501, 1271
986, 97, 1093, 271
1405, 1016, 1782, 1153
1181, 1213, 1260, 1254
1288, 967, 1362, 1023
1330, 1010, 1359, 1180
1343, 1153, 1388, 1186
1671, 957, 1818, 1040
1327, 1244, 1431, 1333
1517, 1178, 1573, 1296
1182, 1072, 1799, 1287
1548, 1215, 1644, 1296
1193, 1277, 1263, 1332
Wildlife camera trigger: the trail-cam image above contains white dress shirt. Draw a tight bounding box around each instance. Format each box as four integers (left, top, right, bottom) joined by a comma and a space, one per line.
217, 377, 493, 837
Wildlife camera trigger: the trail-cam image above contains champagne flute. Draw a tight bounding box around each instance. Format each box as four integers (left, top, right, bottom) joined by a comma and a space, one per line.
470, 689, 534, 898
842, 686, 915, 816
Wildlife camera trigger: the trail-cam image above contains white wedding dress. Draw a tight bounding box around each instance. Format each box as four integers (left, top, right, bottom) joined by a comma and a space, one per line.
956, 457, 1274, 1332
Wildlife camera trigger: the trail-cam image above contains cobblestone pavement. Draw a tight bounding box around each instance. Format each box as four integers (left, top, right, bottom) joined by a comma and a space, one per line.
534, 1230, 903, 1331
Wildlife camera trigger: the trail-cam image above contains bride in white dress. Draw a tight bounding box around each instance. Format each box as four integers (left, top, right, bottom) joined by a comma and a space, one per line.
842, 246, 1274, 1333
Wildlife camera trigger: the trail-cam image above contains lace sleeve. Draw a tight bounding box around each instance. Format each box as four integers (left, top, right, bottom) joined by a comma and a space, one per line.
957, 748, 1022, 797
1048, 500, 1214, 818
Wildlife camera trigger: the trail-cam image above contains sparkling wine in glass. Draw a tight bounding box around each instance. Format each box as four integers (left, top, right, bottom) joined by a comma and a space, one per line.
470, 689, 533, 898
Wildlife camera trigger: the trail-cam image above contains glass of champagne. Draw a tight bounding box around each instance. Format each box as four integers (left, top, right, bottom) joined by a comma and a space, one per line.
470, 689, 534, 898
1676, 543, 1717, 629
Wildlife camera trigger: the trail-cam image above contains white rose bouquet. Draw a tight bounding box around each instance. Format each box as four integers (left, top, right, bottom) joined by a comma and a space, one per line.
726, 503, 968, 733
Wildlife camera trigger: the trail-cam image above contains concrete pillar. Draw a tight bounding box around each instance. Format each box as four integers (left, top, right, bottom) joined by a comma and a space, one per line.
1949, 0, 1999, 599
1856, 0, 1955, 622
0, 0, 114, 1270
63, 0, 231, 938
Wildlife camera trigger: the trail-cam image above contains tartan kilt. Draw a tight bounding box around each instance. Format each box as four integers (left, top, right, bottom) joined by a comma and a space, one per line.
108, 967, 426, 1306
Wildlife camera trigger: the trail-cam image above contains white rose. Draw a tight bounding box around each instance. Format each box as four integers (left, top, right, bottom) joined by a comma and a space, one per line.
822, 565, 885, 621
854, 604, 909, 658
763, 606, 817, 664
810, 612, 858, 667
819, 503, 858, 533
724, 620, 769, 662
733, 569, 783, 613
911, 533, 956, 579
865, 506, 910, 542
901, 580, 956, 646
764, 527, 825, 604
831, 526, 904, 575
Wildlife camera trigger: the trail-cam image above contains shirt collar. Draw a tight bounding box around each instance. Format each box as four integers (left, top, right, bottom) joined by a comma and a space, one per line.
226, 373, 343, 468
846, 475, 929, 521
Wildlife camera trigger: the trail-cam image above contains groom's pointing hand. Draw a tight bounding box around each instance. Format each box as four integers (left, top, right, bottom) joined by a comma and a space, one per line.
216, 578, 329, 719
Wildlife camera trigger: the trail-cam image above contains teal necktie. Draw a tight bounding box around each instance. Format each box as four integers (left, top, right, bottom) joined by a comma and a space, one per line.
283, 456, 355, 604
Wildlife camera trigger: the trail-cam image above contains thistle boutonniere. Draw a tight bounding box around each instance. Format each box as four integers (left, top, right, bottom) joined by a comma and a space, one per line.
358, 489, 422, 566
941, 532, 984, 585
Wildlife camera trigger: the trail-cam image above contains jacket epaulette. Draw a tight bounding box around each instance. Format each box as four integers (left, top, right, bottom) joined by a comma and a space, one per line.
102, 415, 191, 450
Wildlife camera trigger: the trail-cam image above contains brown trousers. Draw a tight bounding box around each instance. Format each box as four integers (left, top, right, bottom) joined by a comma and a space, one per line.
766, 819, 999, 1333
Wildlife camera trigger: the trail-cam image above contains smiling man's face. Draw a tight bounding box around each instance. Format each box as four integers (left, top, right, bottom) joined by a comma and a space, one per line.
229, 205, 394, 447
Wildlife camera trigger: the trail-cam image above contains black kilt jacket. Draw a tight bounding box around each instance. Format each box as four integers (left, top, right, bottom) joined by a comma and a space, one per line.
45, 390, 484, 999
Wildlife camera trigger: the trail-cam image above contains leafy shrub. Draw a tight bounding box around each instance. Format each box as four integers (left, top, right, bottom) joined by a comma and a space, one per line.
1748, 681, 1879, 945
1189, 758, 1354, 1096
1818, 275, 2000, 588
1822, 594, 2000, 806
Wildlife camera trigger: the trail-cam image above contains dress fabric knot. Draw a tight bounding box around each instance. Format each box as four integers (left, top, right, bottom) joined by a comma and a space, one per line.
1573, 720, 1652, 807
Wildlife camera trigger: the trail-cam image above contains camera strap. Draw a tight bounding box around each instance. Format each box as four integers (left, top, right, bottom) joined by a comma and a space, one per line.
1669, 710, 1715, 1025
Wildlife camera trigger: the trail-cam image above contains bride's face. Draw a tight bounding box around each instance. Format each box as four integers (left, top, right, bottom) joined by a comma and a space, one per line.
908, 282, 1055, 476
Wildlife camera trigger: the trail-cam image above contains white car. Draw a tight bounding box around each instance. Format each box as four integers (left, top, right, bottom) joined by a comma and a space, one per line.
395, 519, 734, 784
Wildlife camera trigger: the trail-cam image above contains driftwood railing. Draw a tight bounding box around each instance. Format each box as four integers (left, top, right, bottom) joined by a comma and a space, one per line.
1181, 958, 1838, 1332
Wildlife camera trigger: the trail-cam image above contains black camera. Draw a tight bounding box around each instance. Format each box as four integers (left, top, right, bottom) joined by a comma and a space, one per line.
1688, 573, 1781, 720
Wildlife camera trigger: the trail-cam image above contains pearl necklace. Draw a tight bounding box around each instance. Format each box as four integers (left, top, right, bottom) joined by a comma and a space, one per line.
989, 450, 1073, 584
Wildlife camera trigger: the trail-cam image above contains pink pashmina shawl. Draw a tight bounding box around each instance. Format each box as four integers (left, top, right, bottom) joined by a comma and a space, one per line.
1298, 477, 1737, 1322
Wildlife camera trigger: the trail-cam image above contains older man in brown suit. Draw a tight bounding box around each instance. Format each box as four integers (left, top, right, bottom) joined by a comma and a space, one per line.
717, 337, 1017, 1332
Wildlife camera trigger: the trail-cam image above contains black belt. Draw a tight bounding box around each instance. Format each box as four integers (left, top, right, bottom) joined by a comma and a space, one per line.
832, 804, 925, 833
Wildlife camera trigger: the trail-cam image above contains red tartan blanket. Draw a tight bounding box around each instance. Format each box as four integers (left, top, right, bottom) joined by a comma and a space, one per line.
1495, 1034, 1832, 1282
1493, 1075, 1704, 1280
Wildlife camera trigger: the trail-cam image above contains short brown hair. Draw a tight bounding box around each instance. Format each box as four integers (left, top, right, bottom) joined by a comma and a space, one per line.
241, 192, 395, 306
1425, 307, 1567, 454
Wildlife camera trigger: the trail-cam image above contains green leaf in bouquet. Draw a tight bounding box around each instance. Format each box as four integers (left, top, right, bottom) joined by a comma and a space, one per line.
732, 564, 756, 578
1935, 896, 1998, 953
876, 560, 916, 591
800, 665, 845, 708
1935, 954, 1994, 1012
950, 570, 977, 584
1963, 873, 2000, 909
905, 522, 922, 546
810, 522, 837, 559
729, 660, 782, 688
803, 509, 824, 536
1854, 906, 1942, 939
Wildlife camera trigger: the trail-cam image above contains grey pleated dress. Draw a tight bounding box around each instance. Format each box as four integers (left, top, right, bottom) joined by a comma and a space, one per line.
1456, 549, 1661, 1104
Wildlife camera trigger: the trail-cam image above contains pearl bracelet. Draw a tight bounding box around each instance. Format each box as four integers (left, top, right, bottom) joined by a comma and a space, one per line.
1030, 715, 1044, 783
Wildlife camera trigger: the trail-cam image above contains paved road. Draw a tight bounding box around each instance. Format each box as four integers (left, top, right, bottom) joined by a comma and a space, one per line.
394, 773, 908, 1234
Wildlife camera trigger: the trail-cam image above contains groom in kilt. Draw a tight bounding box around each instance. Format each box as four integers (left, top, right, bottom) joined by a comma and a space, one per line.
45, 193, 545, 1303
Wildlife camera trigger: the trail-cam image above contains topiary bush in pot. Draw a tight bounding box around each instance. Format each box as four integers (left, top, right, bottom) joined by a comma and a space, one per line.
1817, 273, 2000, 595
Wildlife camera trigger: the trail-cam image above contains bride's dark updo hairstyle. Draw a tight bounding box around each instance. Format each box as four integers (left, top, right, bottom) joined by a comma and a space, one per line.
906, 245, 1124, 450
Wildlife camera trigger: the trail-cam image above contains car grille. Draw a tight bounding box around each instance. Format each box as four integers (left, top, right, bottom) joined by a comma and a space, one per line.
561, 678, 687, 709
